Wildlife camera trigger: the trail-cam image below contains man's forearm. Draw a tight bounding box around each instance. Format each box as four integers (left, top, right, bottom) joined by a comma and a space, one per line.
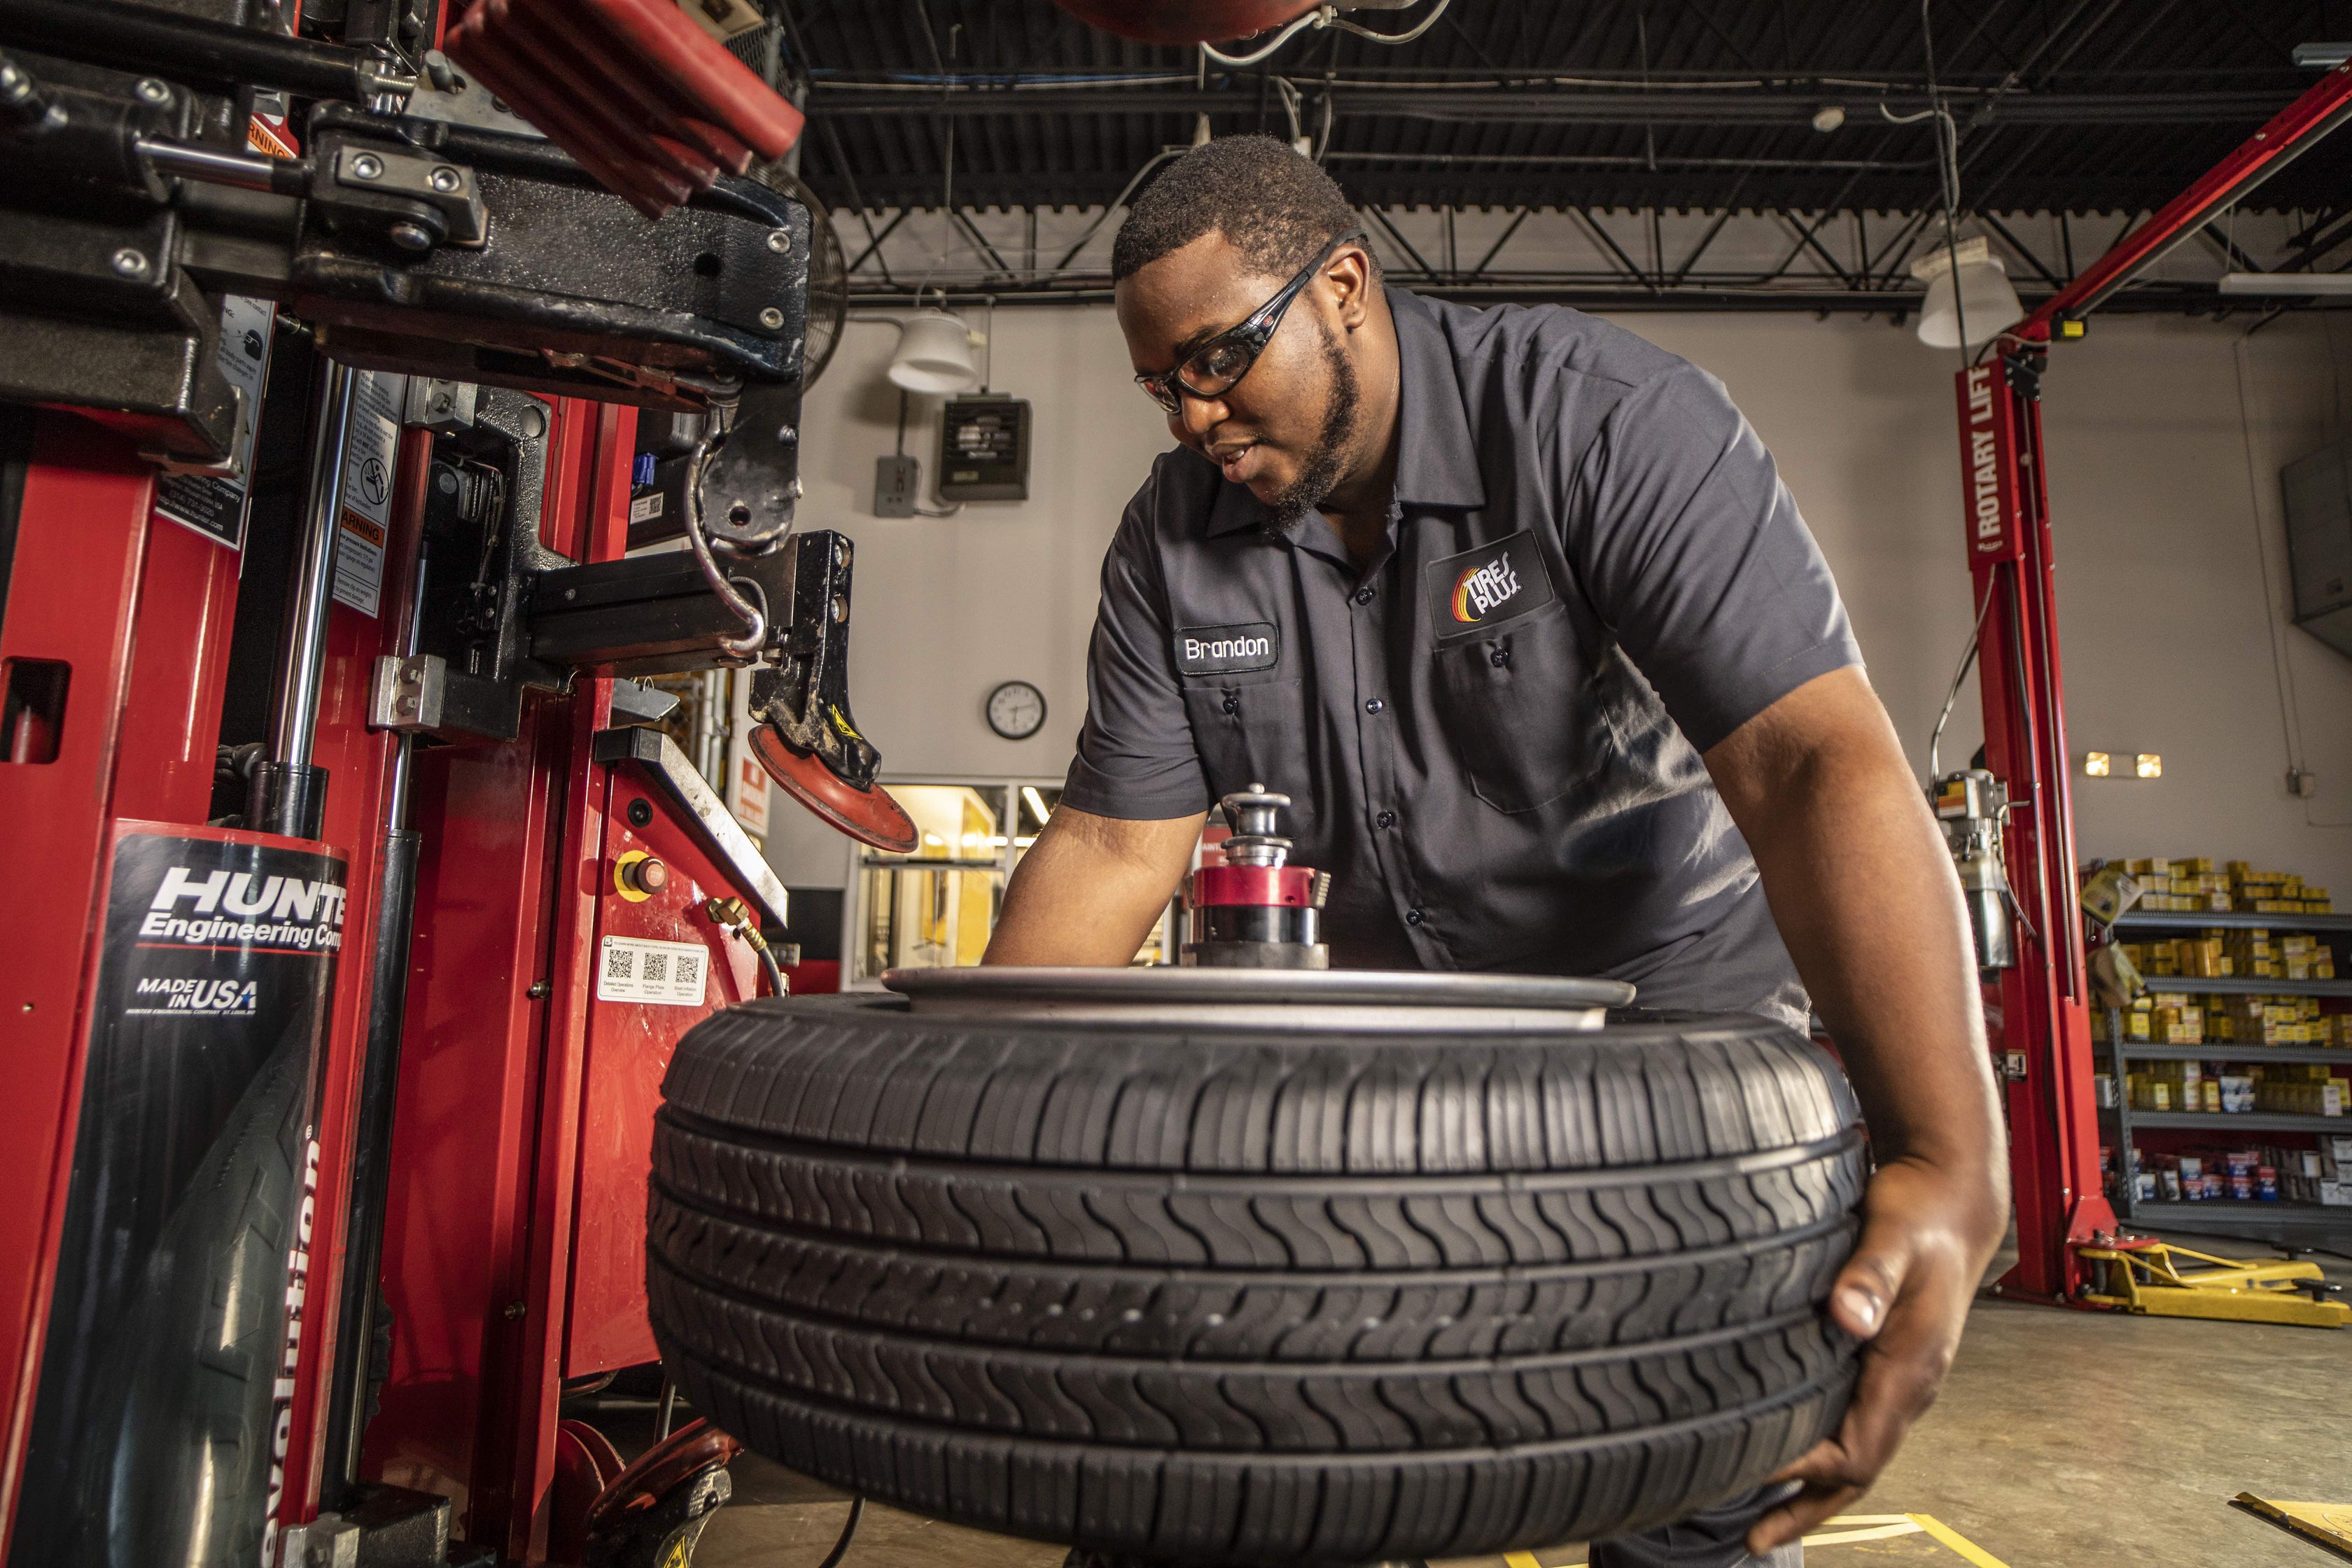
983, 806, 1203, 966
1709, 674, 2005, 1203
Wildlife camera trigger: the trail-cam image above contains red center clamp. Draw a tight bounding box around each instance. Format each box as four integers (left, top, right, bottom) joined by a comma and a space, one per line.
1185, 785, 1331, 969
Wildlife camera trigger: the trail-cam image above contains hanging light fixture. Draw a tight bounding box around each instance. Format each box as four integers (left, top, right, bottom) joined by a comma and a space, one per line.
886, 311, 980, 394
1912, 235, 2025, 350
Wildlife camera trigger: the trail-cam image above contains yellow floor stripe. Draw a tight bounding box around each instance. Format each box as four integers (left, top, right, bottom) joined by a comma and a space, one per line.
1490, 1511, 1991, 1568
1910, 1514, 2014, 1568
1802, 1522, 1927, 1546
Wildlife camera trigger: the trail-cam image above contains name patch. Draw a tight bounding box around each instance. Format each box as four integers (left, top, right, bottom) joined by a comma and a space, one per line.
1425, 531, 1556, 640
1175, 621, 1279, 676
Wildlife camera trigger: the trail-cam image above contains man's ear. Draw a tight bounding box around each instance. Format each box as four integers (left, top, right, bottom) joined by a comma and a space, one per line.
1326, 245, 1375, 330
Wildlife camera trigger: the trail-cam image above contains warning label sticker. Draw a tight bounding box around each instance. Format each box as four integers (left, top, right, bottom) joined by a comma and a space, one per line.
153, 295, 276, 551
596, 934, 710, 1008
331, 370, 405, 617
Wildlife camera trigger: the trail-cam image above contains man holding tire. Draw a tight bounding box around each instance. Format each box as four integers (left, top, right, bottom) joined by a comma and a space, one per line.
986, 136, 2008, 1567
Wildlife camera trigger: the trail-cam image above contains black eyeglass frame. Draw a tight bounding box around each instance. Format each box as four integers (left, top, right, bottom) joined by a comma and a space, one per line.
1133, 227, 1367, 414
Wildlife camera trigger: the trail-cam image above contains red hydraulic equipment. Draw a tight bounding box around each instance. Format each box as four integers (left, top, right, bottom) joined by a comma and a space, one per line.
1956, 62, 2352, 1303
0, 4, 911, 1564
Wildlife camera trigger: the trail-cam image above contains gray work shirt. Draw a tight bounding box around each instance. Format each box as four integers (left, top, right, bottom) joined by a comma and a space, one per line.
1062, 287, 1861, 1028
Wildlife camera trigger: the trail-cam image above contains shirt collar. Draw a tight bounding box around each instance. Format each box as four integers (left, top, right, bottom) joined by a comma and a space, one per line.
1387, 286, 1486, 511
1201, 284, 1485, 538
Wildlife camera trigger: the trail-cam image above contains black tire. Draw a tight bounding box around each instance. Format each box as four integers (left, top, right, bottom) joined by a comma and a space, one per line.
648, 996, 1865, 1565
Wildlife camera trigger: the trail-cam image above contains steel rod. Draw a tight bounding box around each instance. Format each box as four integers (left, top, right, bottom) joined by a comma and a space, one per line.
0, 0, 404, 101
271, 360, 356, 774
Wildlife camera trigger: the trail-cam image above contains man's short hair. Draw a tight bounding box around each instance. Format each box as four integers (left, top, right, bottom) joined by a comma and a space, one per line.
1111, 134, 1373, 284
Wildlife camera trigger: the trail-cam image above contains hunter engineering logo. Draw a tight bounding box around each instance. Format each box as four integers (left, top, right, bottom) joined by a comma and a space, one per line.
138, 863, 350, 953
1450, 554, 1522, 622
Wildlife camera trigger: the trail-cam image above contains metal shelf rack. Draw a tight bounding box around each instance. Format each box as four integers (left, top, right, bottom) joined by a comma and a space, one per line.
2139, 974, 2352, 998
2110, 910, 2352, 934
2099, 915, 2351, 1250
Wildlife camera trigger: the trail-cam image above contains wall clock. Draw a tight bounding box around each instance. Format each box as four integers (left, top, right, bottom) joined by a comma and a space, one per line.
986, 680, 1047, 740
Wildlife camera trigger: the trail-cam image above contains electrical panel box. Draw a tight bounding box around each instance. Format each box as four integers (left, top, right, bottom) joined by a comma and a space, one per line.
873, 454, 919, 518
939, 396, 1031, 502
2283, 439, 2352, 659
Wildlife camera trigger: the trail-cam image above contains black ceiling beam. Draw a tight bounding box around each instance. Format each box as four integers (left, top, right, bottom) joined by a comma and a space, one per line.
817, 169, 2316, 214
807, 84, 2297, 127
843, 280, 2334, 316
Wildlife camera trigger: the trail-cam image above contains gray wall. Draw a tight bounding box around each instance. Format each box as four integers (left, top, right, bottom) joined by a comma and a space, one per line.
764, 304, 2352, 899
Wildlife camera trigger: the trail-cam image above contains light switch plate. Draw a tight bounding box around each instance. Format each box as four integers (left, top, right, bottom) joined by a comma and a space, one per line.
874, 455, 919, 518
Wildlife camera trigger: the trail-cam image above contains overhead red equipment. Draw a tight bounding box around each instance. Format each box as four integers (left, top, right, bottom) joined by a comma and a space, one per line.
1050, 0, 1318, 45
444, 0, 804, 218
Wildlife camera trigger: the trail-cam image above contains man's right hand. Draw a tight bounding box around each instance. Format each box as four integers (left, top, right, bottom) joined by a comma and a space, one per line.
982, 804, 1203, 966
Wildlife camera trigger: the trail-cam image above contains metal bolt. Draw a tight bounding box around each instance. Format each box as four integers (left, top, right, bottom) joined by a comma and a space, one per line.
503, 1301, 527, 1319
758, 306, 785, 330
111, 248, 149, 278
519, 406, 547, 440
766, 228, 792, 253
526, 979, 551, 998
564, 588, 576, 601
388, 221, 432, 252
351, 151, 384, 180
428, 164, 461, 192
0, 64, 24, 95
776, 424, 796, 444
135, 77, 171, 105
397, 692, 418, 713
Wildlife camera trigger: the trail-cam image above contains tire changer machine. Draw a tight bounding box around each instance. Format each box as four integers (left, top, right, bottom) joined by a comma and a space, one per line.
0, 3, 919, 1564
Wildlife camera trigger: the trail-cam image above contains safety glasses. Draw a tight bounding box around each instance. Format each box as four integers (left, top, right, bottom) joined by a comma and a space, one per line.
1134, 228, 1365, 414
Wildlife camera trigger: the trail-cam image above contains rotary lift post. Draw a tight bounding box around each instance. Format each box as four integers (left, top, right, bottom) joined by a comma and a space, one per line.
1959, 62, 2352, 1304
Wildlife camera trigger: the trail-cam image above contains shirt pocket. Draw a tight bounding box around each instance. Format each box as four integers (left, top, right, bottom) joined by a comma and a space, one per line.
1432, 601, 1586, 814
1180, 676, 1317, 841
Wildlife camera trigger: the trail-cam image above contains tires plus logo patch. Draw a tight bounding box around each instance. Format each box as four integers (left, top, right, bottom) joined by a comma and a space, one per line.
1450, 555, 1522, 622
1426, 530, 1556, 640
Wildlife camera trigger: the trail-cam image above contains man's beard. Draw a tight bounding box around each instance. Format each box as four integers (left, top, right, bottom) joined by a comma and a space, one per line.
1259, 325, 1360, 540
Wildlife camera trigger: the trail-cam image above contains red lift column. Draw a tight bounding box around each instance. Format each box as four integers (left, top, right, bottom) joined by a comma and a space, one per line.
1956, 354, 2111, 1301
1956, 62, 2352, 1302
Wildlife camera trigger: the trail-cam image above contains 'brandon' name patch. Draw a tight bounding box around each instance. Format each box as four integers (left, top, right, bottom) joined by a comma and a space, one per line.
1424, 531, 1557, 640
1175, 621, 1279, 676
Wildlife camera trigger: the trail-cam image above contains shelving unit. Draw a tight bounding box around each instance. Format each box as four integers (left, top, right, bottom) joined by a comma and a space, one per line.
2139, 975, 2352, 998
2110, 911, 2352, 934
2101, 911, 2351, 1250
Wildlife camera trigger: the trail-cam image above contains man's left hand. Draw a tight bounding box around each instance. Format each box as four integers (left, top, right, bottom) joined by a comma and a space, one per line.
1744, 1155, 1998, 1554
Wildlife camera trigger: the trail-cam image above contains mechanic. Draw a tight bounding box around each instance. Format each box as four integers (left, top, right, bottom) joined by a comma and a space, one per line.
983, 135, 2004, 1568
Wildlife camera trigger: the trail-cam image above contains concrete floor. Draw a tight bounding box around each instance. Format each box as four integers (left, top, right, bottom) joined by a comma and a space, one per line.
663, 1238, 2352, 1568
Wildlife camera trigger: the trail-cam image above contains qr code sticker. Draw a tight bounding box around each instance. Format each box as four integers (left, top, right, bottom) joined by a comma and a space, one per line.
643, 952, 669, 983
676, 953, 701, 987
605, 946, 634, 979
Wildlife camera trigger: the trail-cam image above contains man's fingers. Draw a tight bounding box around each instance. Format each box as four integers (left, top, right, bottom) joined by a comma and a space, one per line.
1746, 1475, 1863, 1554
1829, 1244, 1907, 1340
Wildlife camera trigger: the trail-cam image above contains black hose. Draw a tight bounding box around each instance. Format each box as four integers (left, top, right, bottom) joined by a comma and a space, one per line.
814, 1497, 863, 1568
755, 943, 786, 998
0, 0, 386, 100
